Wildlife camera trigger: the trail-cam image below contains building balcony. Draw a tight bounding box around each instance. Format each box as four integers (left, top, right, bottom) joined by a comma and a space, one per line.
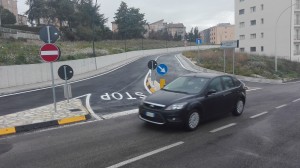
294, 35, 300, 41
295, 4, 300, 11
294, 51, 300, 56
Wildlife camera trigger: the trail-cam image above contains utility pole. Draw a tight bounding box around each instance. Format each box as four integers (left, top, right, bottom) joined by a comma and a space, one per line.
0, 5, 2, 27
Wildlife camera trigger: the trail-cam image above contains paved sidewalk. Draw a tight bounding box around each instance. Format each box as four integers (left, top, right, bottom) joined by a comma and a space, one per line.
0, 99, 90, 136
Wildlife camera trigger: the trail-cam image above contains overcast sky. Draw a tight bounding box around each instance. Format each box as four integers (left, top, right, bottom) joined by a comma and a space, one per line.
17, 0, 234, 31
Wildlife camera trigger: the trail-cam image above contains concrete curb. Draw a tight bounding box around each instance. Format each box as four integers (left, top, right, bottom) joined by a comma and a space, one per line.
0, 102, 92, 137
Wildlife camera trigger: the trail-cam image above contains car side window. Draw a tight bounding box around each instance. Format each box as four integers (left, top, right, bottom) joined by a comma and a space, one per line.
207, 77, 223, 92
222, 76, 235, 90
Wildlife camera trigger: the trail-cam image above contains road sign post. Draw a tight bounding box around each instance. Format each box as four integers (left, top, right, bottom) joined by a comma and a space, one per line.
58, 65, 74, 103
196, 38, 202, 63
39, 25, 60, 112
148, 60, 158, 85
220, 40, 239, 75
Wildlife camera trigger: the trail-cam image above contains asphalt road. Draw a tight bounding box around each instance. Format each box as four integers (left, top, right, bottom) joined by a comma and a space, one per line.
1, 53, 300, 168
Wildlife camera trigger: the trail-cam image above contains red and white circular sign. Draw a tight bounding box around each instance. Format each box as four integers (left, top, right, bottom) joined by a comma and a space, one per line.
40, 44, 60, 62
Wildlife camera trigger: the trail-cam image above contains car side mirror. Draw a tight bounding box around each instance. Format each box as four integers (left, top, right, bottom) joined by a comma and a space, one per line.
207, 89, 217, 96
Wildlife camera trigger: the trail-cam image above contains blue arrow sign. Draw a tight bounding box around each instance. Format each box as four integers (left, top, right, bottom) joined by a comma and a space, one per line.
196, 38, 202, 45
156, 64, 168, 76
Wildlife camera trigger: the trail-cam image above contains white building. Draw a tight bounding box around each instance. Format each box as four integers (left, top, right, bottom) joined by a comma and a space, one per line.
235, 0, 300, 62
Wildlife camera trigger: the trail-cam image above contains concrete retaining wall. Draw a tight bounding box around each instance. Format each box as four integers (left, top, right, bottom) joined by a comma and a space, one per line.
0, 45, 217, 89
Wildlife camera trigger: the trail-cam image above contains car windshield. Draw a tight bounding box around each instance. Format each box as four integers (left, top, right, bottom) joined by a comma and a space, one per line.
163, 76, 209, 94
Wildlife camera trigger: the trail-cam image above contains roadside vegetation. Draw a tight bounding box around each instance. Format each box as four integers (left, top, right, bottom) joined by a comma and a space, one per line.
183, 48, 300, 81
0, 38, 187, 65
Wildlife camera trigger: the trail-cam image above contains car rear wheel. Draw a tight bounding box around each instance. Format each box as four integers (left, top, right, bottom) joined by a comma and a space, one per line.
185, 111, 200, 131
232, 98, 244, 116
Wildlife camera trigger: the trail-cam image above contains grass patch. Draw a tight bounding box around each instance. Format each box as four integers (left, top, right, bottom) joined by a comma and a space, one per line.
183, 48, 300, 81
0, 39, 188, 65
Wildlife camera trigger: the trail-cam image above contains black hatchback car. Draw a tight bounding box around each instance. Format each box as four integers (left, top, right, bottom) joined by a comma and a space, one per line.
139, 73, 247, 131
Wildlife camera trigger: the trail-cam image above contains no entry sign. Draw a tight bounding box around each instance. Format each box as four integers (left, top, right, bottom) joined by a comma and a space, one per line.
40, 44, 60, 62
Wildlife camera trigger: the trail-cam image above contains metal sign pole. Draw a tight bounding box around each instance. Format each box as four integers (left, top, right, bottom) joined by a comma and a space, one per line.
223, 49, 226, 73
233, 48, 235, 75
197, 43, 200, 63
64, 66, 69, 103
47, 26, 57, 112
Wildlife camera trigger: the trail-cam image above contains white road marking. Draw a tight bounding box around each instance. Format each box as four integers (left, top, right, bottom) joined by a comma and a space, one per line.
144, 70, 152, 94
175, 55, 190, 71
102, 109, 139, 119
276, 104, 287, 109
246, 87, 262, 92
106, 141, 184, 168
292, 98, 300, 103
209, 123, 237, 133
0, 58, 140, 98
250, 111, 268, 119
86, 94, 102, 120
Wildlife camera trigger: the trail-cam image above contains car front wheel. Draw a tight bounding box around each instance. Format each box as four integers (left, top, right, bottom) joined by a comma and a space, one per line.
185, 111, 200, 131
233, 98, 244, 116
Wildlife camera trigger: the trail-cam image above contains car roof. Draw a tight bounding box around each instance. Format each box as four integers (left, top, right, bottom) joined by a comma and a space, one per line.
183, 73, 225, 79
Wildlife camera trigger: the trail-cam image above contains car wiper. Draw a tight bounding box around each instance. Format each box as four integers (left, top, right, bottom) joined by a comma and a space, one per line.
170, 90, 190, 94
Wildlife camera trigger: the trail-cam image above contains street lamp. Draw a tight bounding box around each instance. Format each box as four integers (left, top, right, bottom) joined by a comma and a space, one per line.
275, 1, 296, 72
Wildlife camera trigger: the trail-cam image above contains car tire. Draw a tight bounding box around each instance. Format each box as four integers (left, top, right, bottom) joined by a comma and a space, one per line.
184, 111, 200, 131
232, 98, 245, 116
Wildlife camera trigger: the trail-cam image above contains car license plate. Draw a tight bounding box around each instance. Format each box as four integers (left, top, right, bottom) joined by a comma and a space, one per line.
146, 112, 155, 118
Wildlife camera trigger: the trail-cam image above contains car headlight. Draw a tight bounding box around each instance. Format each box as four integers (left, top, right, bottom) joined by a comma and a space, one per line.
165, 102, 188, 110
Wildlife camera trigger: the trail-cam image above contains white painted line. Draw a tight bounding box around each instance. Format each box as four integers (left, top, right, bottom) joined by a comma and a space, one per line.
276, 104, 287, 109
86, 94, 102, 120
292, 98, 300, 103
106, 141, 184, 168
175, 55, 189, 71
209, 123, 237, 133
73, 94, 89, 99
250, 111, 268, 119
102, 109, 139, 119
41, 51, 59, 55
246, 87, 262, 92
144, 70, 152, 94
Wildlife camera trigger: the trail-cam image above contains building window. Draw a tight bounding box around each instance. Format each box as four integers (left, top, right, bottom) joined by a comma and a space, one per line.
261, 18, 264, 24
240, 35, 245, 40
239, 22, 245, 28
250, 34, 256, 39
261, 33, 264, 38
261, 46, 264, 52
296, 0, 300, 10
250, 47, 256, 52
250, 20, 256, 26
261, 4, 264, 10
240, 48, 245, 52
250, 6, 256, 13
239, 9, 245, 15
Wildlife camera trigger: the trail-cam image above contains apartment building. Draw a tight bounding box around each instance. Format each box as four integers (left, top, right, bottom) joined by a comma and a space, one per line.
210, 23, 235, 44
199, 28, 211, 44
0, 0, 18, 19
199, 23, 235, 44
235, 0, 300, 62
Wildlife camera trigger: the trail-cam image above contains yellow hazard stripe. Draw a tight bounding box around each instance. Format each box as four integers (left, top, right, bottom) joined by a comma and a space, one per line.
58, 116, 86, 125
0, 127, 16, 136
